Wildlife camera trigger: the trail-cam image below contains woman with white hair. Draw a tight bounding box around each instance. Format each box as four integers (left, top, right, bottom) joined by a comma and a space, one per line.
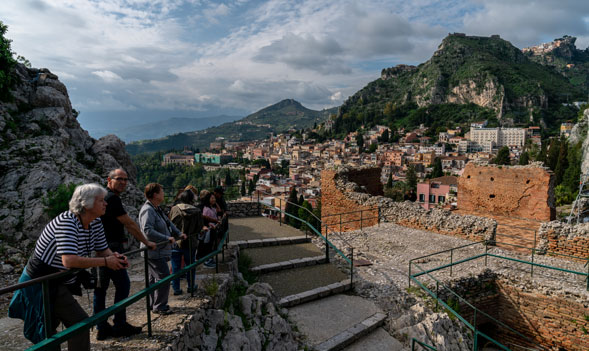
9, 183, 129, 351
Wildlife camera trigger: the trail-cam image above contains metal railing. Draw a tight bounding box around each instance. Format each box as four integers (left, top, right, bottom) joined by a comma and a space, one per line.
1, 216, 230, 350
411, 338, 437, 351
254, 191, 355, 285
408, 240, 589, 351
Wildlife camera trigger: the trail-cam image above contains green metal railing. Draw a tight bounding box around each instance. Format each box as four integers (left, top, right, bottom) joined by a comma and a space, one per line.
408, 240, 589, 351
411, 338, 437, 351
1, 217, 230, 350
258, 199, 355, 285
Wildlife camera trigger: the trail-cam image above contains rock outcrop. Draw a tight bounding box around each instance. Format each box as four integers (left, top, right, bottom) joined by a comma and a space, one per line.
0, 63, 143, 245
581, 108, 589, 175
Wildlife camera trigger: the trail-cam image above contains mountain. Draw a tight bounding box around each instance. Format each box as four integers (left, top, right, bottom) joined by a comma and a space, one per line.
114, 115, 241, 142
522, 35, 589, 93
331, 33, 585, 137
0, 64, 144, 243
126, 99, 337, 155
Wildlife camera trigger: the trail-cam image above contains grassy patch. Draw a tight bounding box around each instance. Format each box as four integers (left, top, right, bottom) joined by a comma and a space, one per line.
238, 252, 258, 284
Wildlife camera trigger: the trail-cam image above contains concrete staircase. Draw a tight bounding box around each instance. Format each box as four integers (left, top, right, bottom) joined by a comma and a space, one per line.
230, 217, 403, 351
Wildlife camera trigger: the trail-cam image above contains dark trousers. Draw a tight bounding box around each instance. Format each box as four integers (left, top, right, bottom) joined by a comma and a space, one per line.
53, 284, 90, 351
93, 267, 131, 329
171, 248, 196, 292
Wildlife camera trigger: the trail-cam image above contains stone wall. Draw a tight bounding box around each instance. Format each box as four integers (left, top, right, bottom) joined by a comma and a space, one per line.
458, 163, 555, 221
537, 221, 589, 262
441, 274, 589, 350
321, 166, 496, 241
228, 201, 261, 217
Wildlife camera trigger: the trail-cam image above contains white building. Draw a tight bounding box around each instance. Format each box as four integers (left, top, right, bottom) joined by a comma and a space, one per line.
469, 127, 526, 152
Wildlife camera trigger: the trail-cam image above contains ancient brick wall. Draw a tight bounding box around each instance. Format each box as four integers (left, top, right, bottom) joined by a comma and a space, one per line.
458, 163, 555, 221
445, 275, 589, 350
538, 221, 589, 263
321, 168, 380, 232
321, 166, 496, 240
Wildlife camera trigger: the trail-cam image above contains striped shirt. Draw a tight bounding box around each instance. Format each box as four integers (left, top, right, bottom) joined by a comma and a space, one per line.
33, 211, 109, 276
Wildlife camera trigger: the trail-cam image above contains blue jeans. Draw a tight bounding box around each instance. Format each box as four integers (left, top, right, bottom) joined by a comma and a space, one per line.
171, 248, 196, 292
93, 267, 130, 330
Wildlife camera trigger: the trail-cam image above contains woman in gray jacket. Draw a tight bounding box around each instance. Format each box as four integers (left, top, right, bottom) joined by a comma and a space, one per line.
139, 183, 186, 314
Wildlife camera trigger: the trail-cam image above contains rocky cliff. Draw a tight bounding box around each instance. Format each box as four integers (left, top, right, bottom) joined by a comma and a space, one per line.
582, 108, 589, 175
0, 63, 143, 245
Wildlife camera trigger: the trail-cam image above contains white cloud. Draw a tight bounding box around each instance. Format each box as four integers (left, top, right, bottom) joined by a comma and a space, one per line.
92, 70, 123, 82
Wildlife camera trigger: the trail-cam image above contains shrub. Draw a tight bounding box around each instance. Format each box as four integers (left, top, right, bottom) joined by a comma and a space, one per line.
42, 183, 77, 218
0, 21, 16, 102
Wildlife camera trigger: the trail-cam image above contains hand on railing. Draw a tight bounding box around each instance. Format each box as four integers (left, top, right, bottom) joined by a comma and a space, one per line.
106, 253, 128, 270
168, 236, 176, 244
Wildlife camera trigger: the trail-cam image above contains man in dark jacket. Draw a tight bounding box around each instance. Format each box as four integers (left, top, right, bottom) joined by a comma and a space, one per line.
93, 169, 156, 339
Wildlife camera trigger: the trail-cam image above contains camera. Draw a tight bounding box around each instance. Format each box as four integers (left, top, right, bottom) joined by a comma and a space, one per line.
78, 267, 97, 290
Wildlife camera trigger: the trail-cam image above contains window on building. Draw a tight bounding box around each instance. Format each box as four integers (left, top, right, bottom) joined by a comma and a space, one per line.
438, 196, 445, 203
419, 194, 425, 203
429, 194, 436, 203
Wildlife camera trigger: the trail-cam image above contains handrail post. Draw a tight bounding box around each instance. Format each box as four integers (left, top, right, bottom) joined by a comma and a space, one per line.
435, 281, 439, 312
450, 249, 453, 276
531, 230, 536, 277
189, 236, 194, 298
473, 310, 478, 351
144, 251, 153, 337
257, 191, 260, 215
325, 224, 330, 263
484, 241, 488, 266
279, 198, 282, 226
408, 260, 412, 288
42, 280, 53, 341
360, 210, 363, 231
350, 247, 354, 286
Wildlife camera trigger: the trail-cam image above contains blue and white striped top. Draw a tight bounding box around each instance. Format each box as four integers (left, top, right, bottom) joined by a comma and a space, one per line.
33, 211, 109, 273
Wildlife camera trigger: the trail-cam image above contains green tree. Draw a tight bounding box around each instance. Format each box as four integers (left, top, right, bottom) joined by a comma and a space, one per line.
493, 146, 511, 165
0, 21, 16, 102
356, 132, 364, 152
240, 180, 246, 196
406, 164, 417, 193
518, 151, 530, 165
368, 143, 377, 153
431, 157, 443, 178
298, 201, 314, 231
546, 138, 561, 171
285, 188, 300, 228
380, 129, 390, 143
224, 171, 232, 186
554, 140, 568, 185
386, 173, 393, 188
536, 142, 547, 164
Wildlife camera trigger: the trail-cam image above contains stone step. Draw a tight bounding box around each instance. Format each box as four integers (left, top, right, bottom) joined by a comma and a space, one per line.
230, 216, 311, 241
230, 235, 311, 249
314, 313, 387, 351
243, 241, 325, 269
342, 328, 404, 351
279, 280, 352, 308
257, 263, 350, 300
251, 255, 327, 274
287, 295, 387, 349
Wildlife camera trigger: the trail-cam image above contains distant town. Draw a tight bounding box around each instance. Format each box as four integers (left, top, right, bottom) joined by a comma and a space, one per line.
161, 117, 582, 211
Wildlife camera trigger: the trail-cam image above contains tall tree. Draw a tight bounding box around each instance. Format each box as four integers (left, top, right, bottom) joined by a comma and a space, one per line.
554, 140, 568, 185
380, 129, 390, 143
431, 157, 443, 178
240, 180, 246, 196
406, 164, 417, 193
518, 151, 530, 165
536, 142, 547, 164
0, 21, 16, 102
355, 132, 364, 152
493, 146, 511, 165
546, 138, 561, 171
386, 173, 393, 188
285, 188, 300, 228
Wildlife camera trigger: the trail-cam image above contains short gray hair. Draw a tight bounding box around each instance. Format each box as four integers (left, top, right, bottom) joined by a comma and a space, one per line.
69, 183, 107, 215
108, 168, 127, 179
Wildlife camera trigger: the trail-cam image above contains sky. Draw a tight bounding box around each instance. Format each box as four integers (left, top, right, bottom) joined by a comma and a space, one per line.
1, 0, 589, 137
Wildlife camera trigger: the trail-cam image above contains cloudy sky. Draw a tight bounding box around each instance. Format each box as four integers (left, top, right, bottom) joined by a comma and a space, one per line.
1, 0, 588, 136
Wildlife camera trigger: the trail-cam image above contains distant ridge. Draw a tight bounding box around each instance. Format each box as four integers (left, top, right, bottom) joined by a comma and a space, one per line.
126, 99, 337, 155
116, 115, 241, 142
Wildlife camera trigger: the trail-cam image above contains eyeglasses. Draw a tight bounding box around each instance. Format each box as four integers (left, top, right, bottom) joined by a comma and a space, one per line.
113, 177, 129, 182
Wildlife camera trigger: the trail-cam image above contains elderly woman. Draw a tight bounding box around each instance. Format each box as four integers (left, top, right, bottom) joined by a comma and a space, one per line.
9, 183, 128, 351
139, 183, 186, 314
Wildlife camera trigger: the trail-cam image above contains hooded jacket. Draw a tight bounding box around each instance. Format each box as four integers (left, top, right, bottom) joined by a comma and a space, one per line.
169, 203, 204, 250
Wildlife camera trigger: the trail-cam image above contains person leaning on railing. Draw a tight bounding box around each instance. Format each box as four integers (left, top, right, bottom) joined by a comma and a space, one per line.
8, 183, 129, 351
139, 183, 187, 315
